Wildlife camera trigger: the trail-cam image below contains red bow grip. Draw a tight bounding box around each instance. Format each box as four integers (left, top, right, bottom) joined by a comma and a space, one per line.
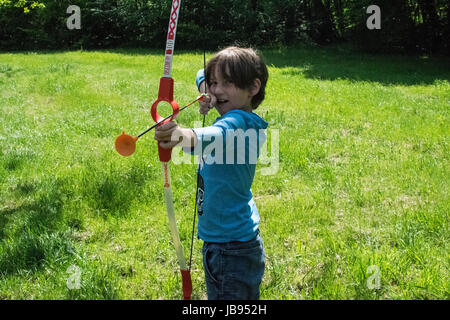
151, 77, 180, 162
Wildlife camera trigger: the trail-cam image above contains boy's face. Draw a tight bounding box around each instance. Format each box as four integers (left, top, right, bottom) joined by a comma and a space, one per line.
208, 65, 258, 116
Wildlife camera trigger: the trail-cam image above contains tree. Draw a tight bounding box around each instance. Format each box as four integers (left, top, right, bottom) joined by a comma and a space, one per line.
417, 0, 442, 52
0, 0, 45, 13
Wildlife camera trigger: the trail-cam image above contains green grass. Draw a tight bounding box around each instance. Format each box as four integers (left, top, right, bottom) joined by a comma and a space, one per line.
0, 46, 449, 299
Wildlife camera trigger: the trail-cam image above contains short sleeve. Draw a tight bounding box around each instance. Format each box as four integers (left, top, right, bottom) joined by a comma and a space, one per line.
196, 69, 205, 91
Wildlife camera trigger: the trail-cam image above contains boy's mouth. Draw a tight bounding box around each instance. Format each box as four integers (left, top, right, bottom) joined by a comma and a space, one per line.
217, 99, 228, 105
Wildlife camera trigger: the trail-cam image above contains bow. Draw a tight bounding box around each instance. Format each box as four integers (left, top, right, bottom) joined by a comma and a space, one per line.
150, 0, 192, 300
115, 0, 206, 300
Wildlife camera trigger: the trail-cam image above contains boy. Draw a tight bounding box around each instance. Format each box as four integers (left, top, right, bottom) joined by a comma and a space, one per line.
155, 46, 269, 300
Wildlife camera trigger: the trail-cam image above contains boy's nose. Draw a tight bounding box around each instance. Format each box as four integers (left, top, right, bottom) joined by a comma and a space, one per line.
213, 84, 224, 95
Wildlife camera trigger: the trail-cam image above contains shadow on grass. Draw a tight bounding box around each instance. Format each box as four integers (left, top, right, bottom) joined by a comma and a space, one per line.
5, 45, 449, 86
1, 150, 36, 172
0, 173, 123, 297
80, 161, 159, 219
0, 157, 157, 274
262, 45, 450, 86
0, 180, 74, 275
61, 46, 450, 86
103, 45, 450, 86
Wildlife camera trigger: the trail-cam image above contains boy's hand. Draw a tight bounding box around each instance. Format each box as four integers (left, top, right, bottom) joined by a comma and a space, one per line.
154, 121, 181, 149
198, 82, 216, 115
154, 121, 197, 149
199, 93, 215, 115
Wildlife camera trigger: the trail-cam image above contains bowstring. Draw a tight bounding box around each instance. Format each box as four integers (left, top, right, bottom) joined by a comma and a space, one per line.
189, 3, 207, 272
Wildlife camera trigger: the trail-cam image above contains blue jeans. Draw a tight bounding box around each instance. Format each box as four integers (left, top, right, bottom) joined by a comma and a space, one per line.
202, 231, 265, 300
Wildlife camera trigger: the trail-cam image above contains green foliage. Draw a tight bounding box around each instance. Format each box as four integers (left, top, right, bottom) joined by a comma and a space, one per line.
0, 0, 45, 13
337, 0, 449, 54
0, 1, 448, 54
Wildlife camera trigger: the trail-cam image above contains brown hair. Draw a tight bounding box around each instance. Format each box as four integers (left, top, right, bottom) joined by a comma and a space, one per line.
205, 46, 269, 109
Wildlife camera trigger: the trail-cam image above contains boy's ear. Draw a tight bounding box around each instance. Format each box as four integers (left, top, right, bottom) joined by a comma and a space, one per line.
249, 78, 261, 97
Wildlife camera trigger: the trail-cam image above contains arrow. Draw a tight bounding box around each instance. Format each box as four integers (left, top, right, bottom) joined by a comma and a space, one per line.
115, 93, 205, 157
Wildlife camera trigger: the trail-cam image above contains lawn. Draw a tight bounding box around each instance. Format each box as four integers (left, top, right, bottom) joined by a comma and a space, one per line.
0, 46, 448, 299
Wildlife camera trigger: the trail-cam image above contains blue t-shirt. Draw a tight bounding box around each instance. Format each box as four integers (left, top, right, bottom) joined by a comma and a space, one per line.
184, 110, 268, 242
196, 69, 205, 91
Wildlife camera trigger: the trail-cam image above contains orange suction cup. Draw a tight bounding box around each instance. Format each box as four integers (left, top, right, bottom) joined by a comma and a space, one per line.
115, 94, 207, 157
115, 132, 138, 157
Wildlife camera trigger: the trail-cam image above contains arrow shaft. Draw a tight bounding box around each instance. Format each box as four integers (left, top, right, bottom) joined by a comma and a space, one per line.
137, 94, 205, 138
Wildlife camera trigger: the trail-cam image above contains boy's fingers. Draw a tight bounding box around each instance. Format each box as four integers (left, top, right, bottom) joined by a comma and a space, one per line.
198, 95, 211, 107
155, 121, 178, 140
199, 94, 216, 114
159, 141, 173, 149
159, 138, 182, 149
203, 94, 211, 104
155, 122, 176, 134
158, 121, 177, 130
209, 94, 217, 108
